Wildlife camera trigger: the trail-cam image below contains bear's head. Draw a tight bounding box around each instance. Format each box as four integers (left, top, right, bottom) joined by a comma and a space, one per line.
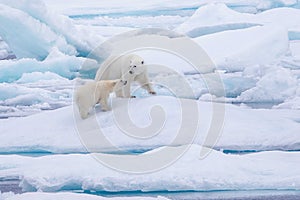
112, 79, 127, 92
129, 55, 145, 75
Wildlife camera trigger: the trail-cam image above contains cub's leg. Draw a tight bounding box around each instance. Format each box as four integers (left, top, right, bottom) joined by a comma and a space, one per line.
99, 98, 110, 111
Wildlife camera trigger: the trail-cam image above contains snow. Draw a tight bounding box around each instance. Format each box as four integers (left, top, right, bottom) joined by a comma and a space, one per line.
77, 15, 188, 30
290, 40, 300, 57
176, 3, 300, 39
275, 96, 300, 109
0, 81, 73, 118
0, 38, 15, 60
0, 39, 9, 59
0, 192, 168, 200
0, 50, 8, 60
16, 72, 68, 84
175, 3, 256, 36
0, 96, 299, 153
0, 145, 300, 192
237, 67, 298, 103
194, 25, 289, 71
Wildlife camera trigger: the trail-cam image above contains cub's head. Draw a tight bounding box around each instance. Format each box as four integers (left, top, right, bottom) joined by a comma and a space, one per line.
128, 55, 145, 75
112, 79, 127, 92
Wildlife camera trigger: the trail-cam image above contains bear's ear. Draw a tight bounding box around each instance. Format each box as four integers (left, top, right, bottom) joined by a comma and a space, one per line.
112, 81, 118, 86
112, 79, 120, 86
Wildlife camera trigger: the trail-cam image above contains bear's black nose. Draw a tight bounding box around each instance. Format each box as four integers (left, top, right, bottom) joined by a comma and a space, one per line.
123, 80, 127, 85
129, 71, 133, 74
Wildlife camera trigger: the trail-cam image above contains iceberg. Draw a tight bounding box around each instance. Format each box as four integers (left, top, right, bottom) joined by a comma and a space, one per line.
0, 0, 105, 59
0, 4, 76, 60
0, 145, 300, 192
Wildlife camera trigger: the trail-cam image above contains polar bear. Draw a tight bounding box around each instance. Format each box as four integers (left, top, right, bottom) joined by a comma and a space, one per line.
95, 54, 155, 98
75, 79, 127, 119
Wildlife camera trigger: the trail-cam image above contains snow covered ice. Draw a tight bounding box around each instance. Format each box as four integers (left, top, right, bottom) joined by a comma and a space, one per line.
0, 192, 169, 200
1, 145, 300, 192
0, 96, 299, 153
0, 0, 300, 199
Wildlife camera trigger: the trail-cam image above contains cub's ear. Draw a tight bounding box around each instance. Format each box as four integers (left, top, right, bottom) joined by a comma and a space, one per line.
111, 80, 119, 86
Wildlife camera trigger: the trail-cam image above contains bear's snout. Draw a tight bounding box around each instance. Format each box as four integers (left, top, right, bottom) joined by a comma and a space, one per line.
122, 80, 127, 85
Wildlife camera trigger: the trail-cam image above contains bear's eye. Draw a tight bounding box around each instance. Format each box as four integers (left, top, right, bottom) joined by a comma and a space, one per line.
141, 61, 144, 64
133, 65, 136, 68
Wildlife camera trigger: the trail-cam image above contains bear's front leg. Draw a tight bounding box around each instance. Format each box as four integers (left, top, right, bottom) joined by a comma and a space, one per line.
80, 110, 89, 119
135, 73, 156, 95
144, 83, 156, 95
78, 105, 90, 119
123, 82, 132, 98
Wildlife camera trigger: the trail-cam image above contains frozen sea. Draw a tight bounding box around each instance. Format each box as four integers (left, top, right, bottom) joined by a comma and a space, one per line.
1, 0, 300, 199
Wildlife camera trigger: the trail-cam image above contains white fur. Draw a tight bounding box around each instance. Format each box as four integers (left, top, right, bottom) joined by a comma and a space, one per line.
95, 54, 155, 98
75, 79, 125, 119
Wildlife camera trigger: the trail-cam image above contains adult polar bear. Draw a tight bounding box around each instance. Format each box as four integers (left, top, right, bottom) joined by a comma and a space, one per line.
95, 54, 156, 98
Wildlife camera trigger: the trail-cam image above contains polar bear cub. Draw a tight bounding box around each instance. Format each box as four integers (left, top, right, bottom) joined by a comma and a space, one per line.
95, 54, 155, 98
75, 79, 127, 119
